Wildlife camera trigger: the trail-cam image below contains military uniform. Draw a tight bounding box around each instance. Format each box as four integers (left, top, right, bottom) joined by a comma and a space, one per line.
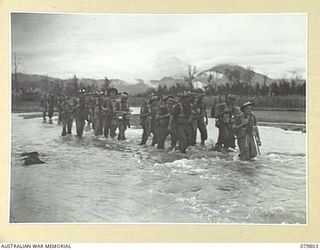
196, 100, 208, 145
47, 94, 55, 123
156, 103, 171, 149
114, 97, 130, 140
215, 97, 240, 150
234, 102, 261, 161
172, 98, 193, 153
73, 91, 87, 137
56, 94, 64, 125
61, 98, 74, 136
40, 94, 48, 121
102, 96, 116, 138
139, 101, 151, 145
93, 95, 103, 136
140, 96, 159, 146
190, 102, 198, 146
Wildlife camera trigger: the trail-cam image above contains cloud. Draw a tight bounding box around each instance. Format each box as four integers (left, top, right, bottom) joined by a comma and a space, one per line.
11, 13, 307, 81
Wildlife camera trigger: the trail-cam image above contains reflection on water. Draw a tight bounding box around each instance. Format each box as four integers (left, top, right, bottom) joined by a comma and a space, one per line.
10, 113, 306, 223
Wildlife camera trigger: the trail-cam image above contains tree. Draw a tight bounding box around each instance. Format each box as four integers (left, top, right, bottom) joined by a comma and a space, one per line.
242, 66, 255, 85
104, 77, 111, 91
254, 83, 261, 96
66, 75, 79, 96
261, 82, 269, 96
13, 53, 22, 89
185, 64, 198, 90
262, 73, 268, 86
225, 68, 241, 85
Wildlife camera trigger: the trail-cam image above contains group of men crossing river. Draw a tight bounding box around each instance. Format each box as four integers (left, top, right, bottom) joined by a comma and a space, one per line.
40, 88, 262, 161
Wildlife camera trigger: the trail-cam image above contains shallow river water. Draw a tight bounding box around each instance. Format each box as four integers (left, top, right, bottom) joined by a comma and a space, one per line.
10, 111, 306, 224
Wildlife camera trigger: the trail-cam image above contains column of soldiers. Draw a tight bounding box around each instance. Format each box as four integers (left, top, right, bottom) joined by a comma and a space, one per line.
139, 91, 209, 154
40, 89, 261, 161
139, 92, 261, 160
213, 94, 262, 160
41, 87, 131, 140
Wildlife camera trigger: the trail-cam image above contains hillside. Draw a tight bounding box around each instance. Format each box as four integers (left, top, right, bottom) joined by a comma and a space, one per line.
198, 64, 275, 85
12, 73, 149, 95
12, 64, 306, 96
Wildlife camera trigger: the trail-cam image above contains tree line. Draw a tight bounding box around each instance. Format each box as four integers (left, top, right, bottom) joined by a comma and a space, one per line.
135, 79, 306, 98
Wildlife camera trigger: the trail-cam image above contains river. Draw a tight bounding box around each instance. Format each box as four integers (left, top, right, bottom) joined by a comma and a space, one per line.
10, 110, 306, 224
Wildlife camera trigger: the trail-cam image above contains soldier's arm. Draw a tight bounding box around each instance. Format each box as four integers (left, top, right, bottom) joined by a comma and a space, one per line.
157, 112, 170, 120
232, 115, 249, 129
204, 104, 208, 125
140, 105, 152, 117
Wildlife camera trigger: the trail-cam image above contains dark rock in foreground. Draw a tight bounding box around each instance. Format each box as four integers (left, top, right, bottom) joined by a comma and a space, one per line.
21, 151, 45, 166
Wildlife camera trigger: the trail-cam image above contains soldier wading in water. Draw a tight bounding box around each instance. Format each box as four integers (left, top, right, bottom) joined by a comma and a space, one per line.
114, 92, 131, 140
233, 101, 261, 161
214, 94, 240, 152
171, 92, 194, 153
102, 87, 118, 139
139, 95, 160, 146
73, 89, 87, 137
60, 96, 74, 136
156, 95, 177, 149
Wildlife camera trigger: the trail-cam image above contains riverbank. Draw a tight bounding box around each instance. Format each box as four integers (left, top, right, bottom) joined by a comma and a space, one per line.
16, 111, 306, 133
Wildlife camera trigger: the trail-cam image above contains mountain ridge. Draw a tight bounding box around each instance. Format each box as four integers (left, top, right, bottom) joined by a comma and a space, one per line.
12, 64, 305, 94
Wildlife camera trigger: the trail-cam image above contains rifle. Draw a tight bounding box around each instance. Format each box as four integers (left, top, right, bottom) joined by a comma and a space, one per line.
252, 125, 261, 155
254, 135, 261, 155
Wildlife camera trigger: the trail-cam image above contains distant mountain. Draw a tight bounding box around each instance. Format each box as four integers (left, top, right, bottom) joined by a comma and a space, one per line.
12, 66, 305, 96
198, 64, 275, 85
12, 73, 60, 85
12, 73, 149, 95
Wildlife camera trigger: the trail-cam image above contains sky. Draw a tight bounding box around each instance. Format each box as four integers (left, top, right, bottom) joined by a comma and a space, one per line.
11, 13, 307, 82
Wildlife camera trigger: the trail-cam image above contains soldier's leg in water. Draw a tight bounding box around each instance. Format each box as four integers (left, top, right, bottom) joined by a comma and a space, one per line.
151, 125, 158, 146
103, 117, 110, 138
42, 107, 47, 120
48, 107, 54, 120
157, 126, 168, 149
169, 124, 178, 149
90, 111, 95, 129
117, 122, 125, 140
80, 117, 85, 135
177, 124, 188, 153
75, 118, 81, 136
248, 134, 257, 159
110, 119, 117, 139
67, 117, 73, 134
98, 116, 104, 135
85, 110, 90, 126
237, 135, 250, 161
58, 111, 62, 125
61, 116, 67, 136
198, 118, 208, 145
76, 117, 84, 137
191, 125, 197, 146
140, 123, 149, 145
94, 116, 101, 136
186, 123, 194, 148
226, 125, 236, 149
